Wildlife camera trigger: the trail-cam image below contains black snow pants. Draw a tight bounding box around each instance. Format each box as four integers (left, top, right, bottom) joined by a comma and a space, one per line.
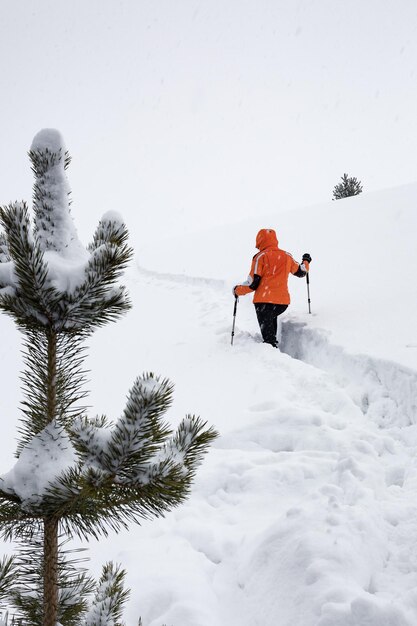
254, 303, 288, 347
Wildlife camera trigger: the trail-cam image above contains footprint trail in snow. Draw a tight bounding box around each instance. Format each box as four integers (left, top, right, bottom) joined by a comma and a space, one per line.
87, 265, 417, 626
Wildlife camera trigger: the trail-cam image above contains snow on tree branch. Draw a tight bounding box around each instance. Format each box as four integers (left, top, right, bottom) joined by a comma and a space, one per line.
0, 130, 133, 332
88, 212, 129, 251
0, 422, 77, 510
30, 129, 83, 256
83, 562, 129, 626
71, 374, 174, 475
0, 232, 10, 262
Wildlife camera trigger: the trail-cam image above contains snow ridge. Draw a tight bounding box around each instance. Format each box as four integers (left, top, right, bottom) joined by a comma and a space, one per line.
281, 319, 417, 428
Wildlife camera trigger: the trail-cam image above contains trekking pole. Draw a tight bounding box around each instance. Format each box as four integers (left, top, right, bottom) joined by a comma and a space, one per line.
306, 271, 311, 314
231, 296, 239, 345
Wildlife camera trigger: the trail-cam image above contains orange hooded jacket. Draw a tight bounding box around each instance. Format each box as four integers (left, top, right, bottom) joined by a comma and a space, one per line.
235, 229, 308, 304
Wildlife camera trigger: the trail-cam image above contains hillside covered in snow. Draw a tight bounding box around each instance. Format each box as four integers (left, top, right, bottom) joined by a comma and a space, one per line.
1, 184, 417, 625
138, 183, 417, 371
90, 185, 417, 625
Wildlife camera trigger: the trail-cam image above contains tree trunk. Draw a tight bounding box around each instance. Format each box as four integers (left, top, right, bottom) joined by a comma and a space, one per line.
43, 516, 59, 626
44, 330, 58, 626
46, 329, 57, 424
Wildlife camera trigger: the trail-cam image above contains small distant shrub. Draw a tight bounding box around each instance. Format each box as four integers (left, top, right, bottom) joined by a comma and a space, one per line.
333, 173, 363, 200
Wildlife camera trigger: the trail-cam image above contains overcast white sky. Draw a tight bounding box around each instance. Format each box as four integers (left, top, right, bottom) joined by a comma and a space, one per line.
1, 0, 417, 243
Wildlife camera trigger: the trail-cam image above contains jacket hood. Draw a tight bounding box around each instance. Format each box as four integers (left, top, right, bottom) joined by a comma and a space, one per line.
255, 228, 278, 250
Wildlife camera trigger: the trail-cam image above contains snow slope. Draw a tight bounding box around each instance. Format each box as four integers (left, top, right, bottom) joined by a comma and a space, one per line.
80, 185, 417, 626
137, 183, 417, 371
1, 185, 417, 625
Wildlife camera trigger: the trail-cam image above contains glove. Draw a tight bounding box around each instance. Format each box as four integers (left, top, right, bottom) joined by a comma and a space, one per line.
232, 285, 239, 297
302, 253, 312, 263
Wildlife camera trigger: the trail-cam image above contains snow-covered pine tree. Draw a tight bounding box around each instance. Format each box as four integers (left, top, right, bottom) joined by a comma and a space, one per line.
332, 173, 363, 200
0, 129, 218, 626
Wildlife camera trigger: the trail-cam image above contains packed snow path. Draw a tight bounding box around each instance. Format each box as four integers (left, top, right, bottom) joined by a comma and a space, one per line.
85, 265, 417, 626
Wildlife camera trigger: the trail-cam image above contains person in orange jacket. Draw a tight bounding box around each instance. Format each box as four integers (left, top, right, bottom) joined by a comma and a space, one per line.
233, 228, 311, 347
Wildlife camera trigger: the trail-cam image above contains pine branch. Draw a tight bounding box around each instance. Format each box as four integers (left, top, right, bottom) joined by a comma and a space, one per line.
0, 556, 16, 602
21, 467, 185, 540
0, 199, 132, 334
56, 542, 96, 626
0, 499, 40, 541
17, 330, 88, 451
0, 419, 216, 541
29, 130, 78, 254
165, 415, 219, 479
0, 375, 218, 540
61, 241, 133, 330
88, 214, 130, 251
84, 562, 129, 626
71, 374, 174, 476
0, 243, 16, 299
0, 232, 11, 263
0, 203, 60, 329
10, 533, 95, 626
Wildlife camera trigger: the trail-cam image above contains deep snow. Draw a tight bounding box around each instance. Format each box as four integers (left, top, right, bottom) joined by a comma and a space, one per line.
1, 185, 417, 625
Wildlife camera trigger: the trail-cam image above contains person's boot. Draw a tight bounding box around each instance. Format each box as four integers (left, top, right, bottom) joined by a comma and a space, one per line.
263, 340, 278, 348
